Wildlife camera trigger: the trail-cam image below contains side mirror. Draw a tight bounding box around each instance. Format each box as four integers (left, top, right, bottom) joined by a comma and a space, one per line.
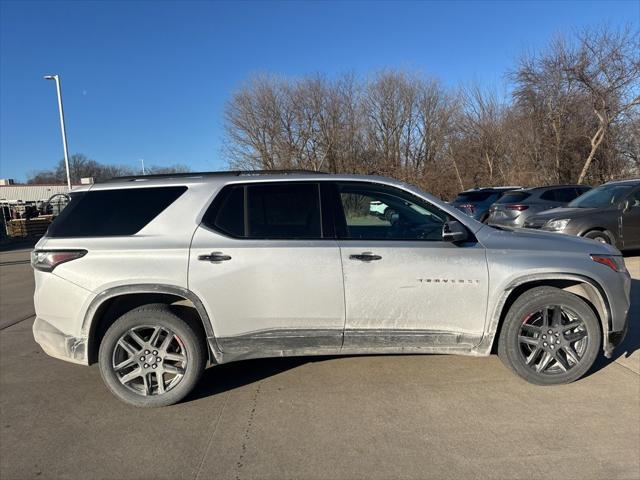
442, 220, 469, 243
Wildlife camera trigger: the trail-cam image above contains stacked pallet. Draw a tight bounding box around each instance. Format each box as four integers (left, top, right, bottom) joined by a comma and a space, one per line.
5, 215, 53, 238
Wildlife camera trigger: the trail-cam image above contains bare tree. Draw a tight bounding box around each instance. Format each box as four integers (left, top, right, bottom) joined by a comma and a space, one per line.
565, 26, 640, 183
27, 155, 190, 184
223, 26, 639, 199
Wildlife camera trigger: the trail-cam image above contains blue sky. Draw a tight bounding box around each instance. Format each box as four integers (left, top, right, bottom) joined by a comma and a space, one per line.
1, 0, 638, 182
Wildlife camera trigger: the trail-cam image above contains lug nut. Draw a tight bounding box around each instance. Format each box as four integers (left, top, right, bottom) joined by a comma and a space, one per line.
550, 345, 555, 349
548, 330, 553, 334
543, 342, 548, 347
542, 334, 546, 339
556, 340, 560, 344
145, 350, 150, 355
153, 350, 158, 355
156, 357, 162, 362
555, 333, 559, 337
144, 363, 149, 368
140, 356, 145, 361
152, 364, 157, 369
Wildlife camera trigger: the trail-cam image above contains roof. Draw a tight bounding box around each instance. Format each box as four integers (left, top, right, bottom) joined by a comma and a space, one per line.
518, 184, 592, 192
99, 170, 326, 183
604, 178, 640, 186
459, 186, 522, 193
88, 172, 400, 191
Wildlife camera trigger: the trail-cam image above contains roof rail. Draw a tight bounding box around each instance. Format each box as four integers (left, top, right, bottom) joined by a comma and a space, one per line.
604, 177, 640, 184
100, 169, 328, 183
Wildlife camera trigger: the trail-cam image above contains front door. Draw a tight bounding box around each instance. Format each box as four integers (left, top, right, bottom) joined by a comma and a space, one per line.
622, 189, 640, 249
332, 181, 489, 350
189, 182, 345, 359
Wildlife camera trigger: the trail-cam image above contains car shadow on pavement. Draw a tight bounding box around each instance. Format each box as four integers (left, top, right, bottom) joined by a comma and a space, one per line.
185, 356, 319, 402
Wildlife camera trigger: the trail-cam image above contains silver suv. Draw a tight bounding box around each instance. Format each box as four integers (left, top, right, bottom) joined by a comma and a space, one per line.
31, 171, 631, 407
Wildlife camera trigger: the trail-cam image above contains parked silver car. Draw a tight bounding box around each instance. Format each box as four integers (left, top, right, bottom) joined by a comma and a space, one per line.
31, 171, 631, 407
488, 185, 591, 228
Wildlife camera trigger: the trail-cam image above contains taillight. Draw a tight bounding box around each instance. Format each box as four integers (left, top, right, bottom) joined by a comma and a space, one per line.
31, 250, 87, 272
590, 255, 626, 273
506, 204, 529, 211
459, 203, 475, 213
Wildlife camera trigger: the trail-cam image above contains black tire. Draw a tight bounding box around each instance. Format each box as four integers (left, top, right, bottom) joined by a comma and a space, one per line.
99, 304, 206, 407
583, 229, 612, 245
497, 286, 601, 386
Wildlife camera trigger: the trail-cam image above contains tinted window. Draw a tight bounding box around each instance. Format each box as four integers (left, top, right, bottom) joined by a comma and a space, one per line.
540, 190, 557, 201
205, 185, 245, 237
47, 186, 187, 237
205, 183, 322, 239
247, 183, 321, 238
540, 188, 579, 203
337, 183, 447, 241
496, 192, 531, 204
555, 188, 581, 203
454, 191, 497, 202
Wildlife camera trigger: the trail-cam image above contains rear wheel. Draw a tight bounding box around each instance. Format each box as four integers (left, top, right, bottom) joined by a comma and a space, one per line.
99, 304, 206, 407
498, 287, 600, 385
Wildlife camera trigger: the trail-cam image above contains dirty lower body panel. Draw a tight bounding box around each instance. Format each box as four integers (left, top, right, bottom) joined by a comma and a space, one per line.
32, 317, 88, 365
211, 328, 484, 363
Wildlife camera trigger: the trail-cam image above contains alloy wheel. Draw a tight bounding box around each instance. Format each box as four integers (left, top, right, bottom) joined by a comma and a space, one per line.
518, 305, 588, 375
112, 325, 188, 396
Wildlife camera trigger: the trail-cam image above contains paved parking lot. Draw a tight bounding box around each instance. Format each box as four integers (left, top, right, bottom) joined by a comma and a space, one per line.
1, 249, 639, 480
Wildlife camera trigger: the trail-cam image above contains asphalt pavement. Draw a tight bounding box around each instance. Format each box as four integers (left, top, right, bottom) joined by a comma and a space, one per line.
1, 249, 638, 480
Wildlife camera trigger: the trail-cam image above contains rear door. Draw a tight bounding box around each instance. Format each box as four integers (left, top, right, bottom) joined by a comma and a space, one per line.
189, 181, 345, 357
331, 181, 489, 350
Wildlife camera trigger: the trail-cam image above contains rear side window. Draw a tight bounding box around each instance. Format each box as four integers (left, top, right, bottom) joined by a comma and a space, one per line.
540, 188, 580, 202
497, 192, 531, 204
204, 183, 322, 239
454, 191, 496, 202
47, 186, 187, 237
206, 185, 245, 237
556, 188, 581, 202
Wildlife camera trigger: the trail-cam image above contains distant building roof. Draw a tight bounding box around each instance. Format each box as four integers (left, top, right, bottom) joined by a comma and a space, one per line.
0, 184, 80, 203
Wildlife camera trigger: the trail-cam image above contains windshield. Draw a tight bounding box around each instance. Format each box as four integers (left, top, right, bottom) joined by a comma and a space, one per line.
568, 184, 634, 208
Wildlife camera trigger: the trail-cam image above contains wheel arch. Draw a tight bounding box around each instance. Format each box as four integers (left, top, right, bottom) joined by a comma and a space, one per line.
580, 228, 616, 243
476, 273, 612, 357
83, 284, 221, 365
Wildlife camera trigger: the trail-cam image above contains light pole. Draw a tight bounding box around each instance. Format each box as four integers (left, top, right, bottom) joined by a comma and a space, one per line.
44, 75, 72, 190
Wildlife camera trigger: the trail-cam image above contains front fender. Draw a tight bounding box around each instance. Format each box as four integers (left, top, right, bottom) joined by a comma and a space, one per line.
474, 273, 612, 357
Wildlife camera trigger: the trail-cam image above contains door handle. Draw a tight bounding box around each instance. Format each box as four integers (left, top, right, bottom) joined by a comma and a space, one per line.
198, 252, 232, 262
349, 252, 382, 262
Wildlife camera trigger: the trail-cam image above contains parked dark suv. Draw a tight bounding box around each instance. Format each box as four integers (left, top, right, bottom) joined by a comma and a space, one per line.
451, 187, 521, 222
488, 185, 591, 229
524, 178, 640, 251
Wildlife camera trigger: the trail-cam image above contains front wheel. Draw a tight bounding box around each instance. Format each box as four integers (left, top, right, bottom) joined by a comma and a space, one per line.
98, 304, 206, 407
583, 230, 612, 244
498, 287, 601, 385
